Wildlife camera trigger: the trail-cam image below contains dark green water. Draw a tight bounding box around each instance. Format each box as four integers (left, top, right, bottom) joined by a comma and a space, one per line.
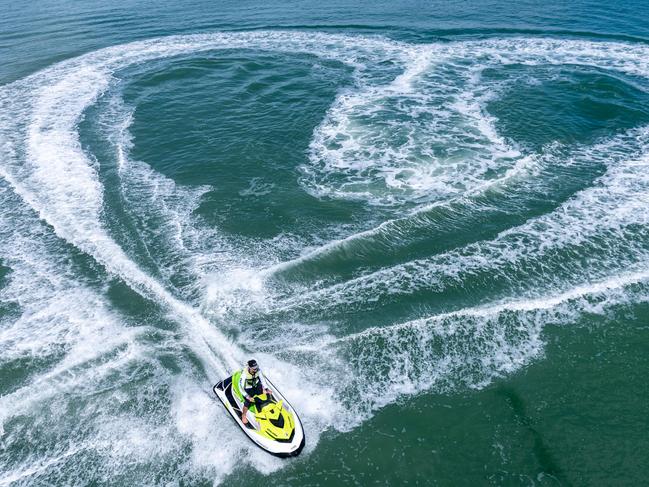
1, 1, 649, 485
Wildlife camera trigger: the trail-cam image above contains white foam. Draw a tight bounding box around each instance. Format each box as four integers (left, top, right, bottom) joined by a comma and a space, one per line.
302, 41, 528, 206
0, 444, 84, 487
285, 267, 649, 424
104, 93, 230, 299
0, 182, 147, 433
0, 30, 409, 482
2, 32, 649, 484
275, 127, 649, 316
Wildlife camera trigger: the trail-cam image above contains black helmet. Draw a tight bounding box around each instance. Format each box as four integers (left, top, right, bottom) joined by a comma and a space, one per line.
247, 359, 258, 370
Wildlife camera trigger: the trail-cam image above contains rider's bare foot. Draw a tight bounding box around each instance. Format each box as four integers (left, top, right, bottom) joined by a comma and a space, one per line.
242, 415, 248, 425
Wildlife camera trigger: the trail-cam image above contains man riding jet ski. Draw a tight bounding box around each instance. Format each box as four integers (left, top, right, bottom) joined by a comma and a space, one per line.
213, 359, 305, 457
239, 359, 271, 425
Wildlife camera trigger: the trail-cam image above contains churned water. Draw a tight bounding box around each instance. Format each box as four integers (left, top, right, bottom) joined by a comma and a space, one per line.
1, 1, 648, 485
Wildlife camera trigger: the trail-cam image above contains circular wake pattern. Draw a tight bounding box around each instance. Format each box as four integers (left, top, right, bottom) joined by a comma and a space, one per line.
2, 31, 649, 484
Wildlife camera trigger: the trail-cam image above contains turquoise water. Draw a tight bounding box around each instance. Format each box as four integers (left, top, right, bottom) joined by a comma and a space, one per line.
1, 1, 649, 485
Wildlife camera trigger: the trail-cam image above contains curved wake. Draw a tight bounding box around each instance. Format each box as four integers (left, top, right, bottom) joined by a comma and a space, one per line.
1, 31, 649, 484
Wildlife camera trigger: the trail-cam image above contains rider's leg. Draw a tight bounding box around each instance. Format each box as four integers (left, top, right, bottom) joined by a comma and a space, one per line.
241, 404, 249, 424
241, 396, 252, 424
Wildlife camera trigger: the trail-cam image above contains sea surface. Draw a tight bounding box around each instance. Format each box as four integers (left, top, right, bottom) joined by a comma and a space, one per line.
1, 1, 649, 485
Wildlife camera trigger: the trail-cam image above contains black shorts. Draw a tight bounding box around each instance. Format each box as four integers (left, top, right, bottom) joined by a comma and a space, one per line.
243, 384, 263, 408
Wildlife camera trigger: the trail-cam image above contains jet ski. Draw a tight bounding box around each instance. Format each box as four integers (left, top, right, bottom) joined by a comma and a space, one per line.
213, 370, 305, 457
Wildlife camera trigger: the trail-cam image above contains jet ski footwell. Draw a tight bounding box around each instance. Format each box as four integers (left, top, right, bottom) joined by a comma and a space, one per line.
213, 375, 305, 457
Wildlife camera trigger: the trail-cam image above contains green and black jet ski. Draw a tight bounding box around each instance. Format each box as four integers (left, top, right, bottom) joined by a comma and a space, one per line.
213, 371, 305, 457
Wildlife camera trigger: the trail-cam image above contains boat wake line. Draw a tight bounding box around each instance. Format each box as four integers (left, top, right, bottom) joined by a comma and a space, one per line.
1, 31, 649, 484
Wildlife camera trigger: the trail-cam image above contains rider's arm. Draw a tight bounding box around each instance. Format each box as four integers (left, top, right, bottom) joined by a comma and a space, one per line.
258, 370, 269, 392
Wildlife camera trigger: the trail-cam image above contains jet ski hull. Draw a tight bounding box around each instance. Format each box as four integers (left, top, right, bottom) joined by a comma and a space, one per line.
213, 375, 305, 458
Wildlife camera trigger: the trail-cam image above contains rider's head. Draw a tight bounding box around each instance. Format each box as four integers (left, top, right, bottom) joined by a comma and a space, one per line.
247, 359, 259, 375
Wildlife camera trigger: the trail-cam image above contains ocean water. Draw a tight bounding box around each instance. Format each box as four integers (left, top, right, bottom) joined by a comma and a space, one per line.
1, 1, 649, 485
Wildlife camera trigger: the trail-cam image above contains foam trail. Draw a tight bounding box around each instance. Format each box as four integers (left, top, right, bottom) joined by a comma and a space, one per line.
268, 121, 649, 320
0, 445, 84, 487
263, 38, 649, 279
105, 94, 231, 300
275, 267, 649, 424
0, 31, 419, 375
262, 151, 538, 280
235, 36, 649, 427
3, 33, 649, 484
0, 179, 153, 434
302, 44, 523, 206
0, 31, 418, 483
2, 70, 239, 377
